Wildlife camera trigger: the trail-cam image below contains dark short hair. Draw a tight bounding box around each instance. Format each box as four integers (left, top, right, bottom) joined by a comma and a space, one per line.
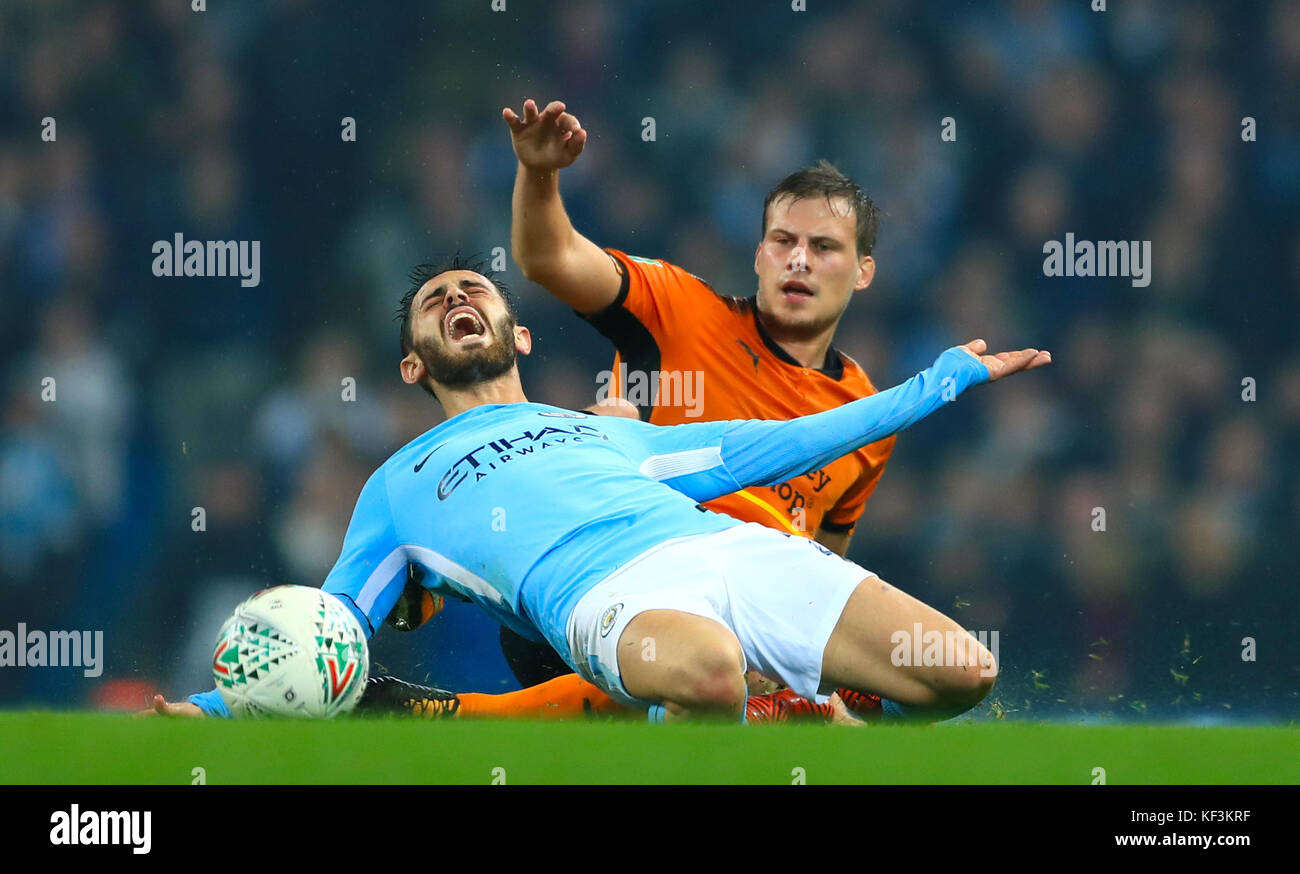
761, 159, 880, 256
395, 254, 517, 398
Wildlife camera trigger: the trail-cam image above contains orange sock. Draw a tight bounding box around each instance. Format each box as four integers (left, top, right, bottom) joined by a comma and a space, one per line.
457, 673, 631, 720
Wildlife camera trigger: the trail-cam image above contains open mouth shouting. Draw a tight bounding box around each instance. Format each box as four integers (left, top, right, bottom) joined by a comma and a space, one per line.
443, 305, 489, 346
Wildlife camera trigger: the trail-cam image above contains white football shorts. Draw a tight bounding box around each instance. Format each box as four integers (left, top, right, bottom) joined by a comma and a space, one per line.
564, 521, 873, 709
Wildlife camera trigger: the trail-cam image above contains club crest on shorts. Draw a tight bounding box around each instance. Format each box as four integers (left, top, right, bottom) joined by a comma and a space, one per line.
599, 603, 623, 637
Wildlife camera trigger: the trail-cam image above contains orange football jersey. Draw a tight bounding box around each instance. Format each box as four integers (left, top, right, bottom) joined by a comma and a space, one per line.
583, 249, 895, 538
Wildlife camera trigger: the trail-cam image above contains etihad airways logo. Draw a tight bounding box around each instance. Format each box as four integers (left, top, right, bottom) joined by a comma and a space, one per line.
434, 423, 609, 499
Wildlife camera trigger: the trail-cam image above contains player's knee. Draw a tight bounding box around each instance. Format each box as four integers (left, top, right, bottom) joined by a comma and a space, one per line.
679, 645, 747, 713
933, 643, 997, 707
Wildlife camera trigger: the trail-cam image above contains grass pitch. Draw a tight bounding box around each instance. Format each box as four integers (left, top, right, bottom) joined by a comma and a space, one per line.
0, 713, 1294, 784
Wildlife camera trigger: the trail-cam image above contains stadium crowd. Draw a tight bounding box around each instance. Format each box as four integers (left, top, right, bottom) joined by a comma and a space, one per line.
1, 0, 1296, 718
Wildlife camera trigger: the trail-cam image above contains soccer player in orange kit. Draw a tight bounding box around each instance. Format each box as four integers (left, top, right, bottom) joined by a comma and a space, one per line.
430, 98, 904, 724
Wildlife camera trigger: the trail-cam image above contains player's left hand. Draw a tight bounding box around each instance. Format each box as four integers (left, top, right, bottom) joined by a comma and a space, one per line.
959, 338, 1052, 382
134, 694, 203, 718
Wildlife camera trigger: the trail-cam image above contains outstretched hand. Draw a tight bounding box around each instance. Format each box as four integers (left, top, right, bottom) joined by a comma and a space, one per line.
959, 339, 1052, 382
503, 98, 587, 170
134, 693, 202, 718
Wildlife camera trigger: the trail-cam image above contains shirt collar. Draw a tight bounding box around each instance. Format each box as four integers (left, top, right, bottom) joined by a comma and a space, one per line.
751, 301, 845, 381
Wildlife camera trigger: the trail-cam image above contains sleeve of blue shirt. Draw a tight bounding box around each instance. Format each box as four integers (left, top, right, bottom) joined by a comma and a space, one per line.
187, 469, 404, 718
619, 346, 989, 503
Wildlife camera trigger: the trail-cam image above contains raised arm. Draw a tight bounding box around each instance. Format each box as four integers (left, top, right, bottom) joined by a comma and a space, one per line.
632, 341, 1050, 503
503, 98, 622, 314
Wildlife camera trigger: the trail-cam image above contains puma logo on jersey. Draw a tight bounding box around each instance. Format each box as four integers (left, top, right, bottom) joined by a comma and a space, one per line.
737, 339, 761, 372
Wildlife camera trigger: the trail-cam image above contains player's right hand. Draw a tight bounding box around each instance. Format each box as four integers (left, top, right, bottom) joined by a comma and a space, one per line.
503, 98, 587, 170
134, 694, 203, 718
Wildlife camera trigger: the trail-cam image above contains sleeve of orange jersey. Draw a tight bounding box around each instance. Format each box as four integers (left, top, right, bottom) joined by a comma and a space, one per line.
819, 434, 896, 533
595, 248, 708, 335
587, 249, 713, 406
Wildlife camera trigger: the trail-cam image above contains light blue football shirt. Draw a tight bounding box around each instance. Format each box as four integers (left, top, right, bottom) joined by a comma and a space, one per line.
189, 346, 988, 716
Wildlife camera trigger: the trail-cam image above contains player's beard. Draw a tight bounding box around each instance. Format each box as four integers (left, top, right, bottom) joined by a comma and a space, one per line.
415, 311, 518, 390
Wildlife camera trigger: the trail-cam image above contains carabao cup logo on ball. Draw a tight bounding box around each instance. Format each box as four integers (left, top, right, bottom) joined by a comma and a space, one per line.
315, 591, 368, 712
212, 585, 369, 718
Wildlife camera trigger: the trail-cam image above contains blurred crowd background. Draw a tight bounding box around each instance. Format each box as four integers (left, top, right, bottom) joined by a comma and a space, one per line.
1, 0, 1296, 720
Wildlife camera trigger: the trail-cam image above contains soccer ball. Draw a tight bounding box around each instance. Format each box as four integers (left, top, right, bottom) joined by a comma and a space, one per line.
212, 585, 369, 718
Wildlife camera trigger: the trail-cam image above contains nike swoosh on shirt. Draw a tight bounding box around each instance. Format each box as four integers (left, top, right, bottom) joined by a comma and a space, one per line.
413, 444, 447, 472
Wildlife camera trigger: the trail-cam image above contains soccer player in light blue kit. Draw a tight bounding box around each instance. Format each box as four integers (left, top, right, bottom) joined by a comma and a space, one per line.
176, 259, 1049, 722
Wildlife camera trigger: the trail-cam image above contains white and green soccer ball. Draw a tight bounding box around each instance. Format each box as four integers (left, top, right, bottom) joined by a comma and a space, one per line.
212, 585, 369, 718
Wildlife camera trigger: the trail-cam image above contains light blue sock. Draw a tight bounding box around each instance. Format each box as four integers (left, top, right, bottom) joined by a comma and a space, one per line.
647, 703, 747, 723
881, 698, 909, 720
881, 698, 972, 723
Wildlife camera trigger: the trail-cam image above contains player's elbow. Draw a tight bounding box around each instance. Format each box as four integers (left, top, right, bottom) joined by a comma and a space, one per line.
514, 251, 554, 284
513, 241, 573, 287
515, 256, 582, 306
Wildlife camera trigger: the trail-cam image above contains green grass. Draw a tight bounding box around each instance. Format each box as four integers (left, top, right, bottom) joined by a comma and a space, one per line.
0, 713, 1294, 784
